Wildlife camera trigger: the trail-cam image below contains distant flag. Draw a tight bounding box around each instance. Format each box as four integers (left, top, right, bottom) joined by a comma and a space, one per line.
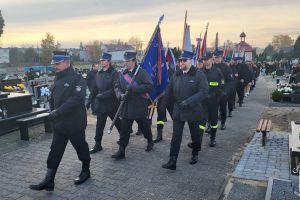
231, 48, 235, 59
182, 11, 193, 52
215, 32, 219, 52
166, 47, 176, 70
237, 45, 241, 57
196, 35, 202, 60
200, 23, 209, 58
242, 47, 246, 61
223, 45, 228, 58
141, 15, 169, 101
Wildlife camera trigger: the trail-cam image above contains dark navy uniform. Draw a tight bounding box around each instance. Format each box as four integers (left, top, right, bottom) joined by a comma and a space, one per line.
88, 65, 122, 152
86, 67, 97, 91
30, 51, 91, 191
214, 62, 234, 129
228, 61, 238, 114
113, 64, 154, 158
86, 65, 98, 114
203, 66, 224, 145
236, 59, 249, 106
154, 66, 174, 143
162, 64, 208, 169
48, 67, 90, 170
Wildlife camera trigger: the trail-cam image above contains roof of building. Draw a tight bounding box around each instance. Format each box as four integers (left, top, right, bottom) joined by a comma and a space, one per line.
235, 41, 253, 52
240, 32, 246, 38
104, 43, 135, 52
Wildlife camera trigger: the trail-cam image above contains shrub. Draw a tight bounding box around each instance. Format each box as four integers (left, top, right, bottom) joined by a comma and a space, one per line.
271, 90, 283, 102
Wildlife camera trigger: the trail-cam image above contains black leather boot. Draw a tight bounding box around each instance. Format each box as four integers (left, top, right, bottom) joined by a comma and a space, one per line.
111, 146, 125, 159
190, 151, 198, 165
187, 142, 193, 149
205, 126, 211, 134
209, 128, 217, 147
29, 168, 56, 191
162, 156, 177, 170
228, 112, 232, 117
220, 123, 226, 130
89, 142, 102, 154
135, 127, 142, 135
153, 129, 163, 143
145, 141, 154, 152
209, 139, 216, 147
74, 162, 90, 185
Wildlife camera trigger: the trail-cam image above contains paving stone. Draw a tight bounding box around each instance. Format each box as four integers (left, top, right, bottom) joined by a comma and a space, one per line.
0, 77, 275, 199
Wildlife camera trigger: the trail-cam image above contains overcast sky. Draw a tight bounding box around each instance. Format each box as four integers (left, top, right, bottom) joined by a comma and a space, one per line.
1, 0, 300, 48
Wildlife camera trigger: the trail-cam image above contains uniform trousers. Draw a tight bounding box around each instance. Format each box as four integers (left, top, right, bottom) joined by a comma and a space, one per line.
47, 130, 91, 170
236, 82, 245, 104
95, 112, 122, 142
219, 95, 227, 124
206, 96, 220, 140
156, 97, 173, 130
170, 120, 202, 157
119, 118, 152, 148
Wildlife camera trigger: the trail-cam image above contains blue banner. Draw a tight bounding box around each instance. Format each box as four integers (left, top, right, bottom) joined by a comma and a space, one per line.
141, 26, 169, 101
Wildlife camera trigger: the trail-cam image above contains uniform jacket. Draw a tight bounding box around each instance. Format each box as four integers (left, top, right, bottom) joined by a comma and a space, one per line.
165, 66, 208, 122
214, 63, 235, 95
236, 63, 251, 85
88, 66, 120, 114
86, 70, 97, 90
50, 67, 87, 133
115, 65, 153, 119
203, 66, 224, 97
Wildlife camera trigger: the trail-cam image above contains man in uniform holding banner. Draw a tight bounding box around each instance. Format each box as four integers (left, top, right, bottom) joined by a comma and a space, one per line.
112, 51, 154, 160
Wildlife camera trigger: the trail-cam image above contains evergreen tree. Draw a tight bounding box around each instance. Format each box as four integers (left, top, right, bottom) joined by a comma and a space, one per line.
0, 10, 4, 38
293, 35, 300, 58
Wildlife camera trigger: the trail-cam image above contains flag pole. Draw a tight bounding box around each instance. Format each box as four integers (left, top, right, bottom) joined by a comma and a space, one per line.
182, 10, 187, 50
141, 15, 164, 64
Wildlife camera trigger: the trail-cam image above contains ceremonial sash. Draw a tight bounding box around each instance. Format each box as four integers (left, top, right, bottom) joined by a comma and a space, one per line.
122, 73, 148, 99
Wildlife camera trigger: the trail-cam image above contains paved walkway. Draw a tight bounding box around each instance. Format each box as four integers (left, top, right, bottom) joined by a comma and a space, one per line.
0, 76, 274, 200
232, 132, 290, 181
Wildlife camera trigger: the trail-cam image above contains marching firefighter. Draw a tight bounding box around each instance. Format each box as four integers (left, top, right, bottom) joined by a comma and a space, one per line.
235, 57, 250, 107
186, 58, 208, 149
87, 53, 122, 154
29, 51, 91, 191
161, 50, 208, 170
154, 62, 175, 143
213, 51, 234, 130
228, 58, 238, 116
112, 51, 154, 160
202, 53, 224, 146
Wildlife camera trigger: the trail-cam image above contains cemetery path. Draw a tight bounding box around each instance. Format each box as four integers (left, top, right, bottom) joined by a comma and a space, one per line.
0, 76, 280, 200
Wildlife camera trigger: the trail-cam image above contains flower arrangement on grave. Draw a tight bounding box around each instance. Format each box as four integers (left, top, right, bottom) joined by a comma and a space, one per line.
3, 84, 26, 92
3, 85, 14, 91
39, 86, 51, 109
40, 86, 50, 97
277, 86, 293, 94
17, 83, 25, 91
